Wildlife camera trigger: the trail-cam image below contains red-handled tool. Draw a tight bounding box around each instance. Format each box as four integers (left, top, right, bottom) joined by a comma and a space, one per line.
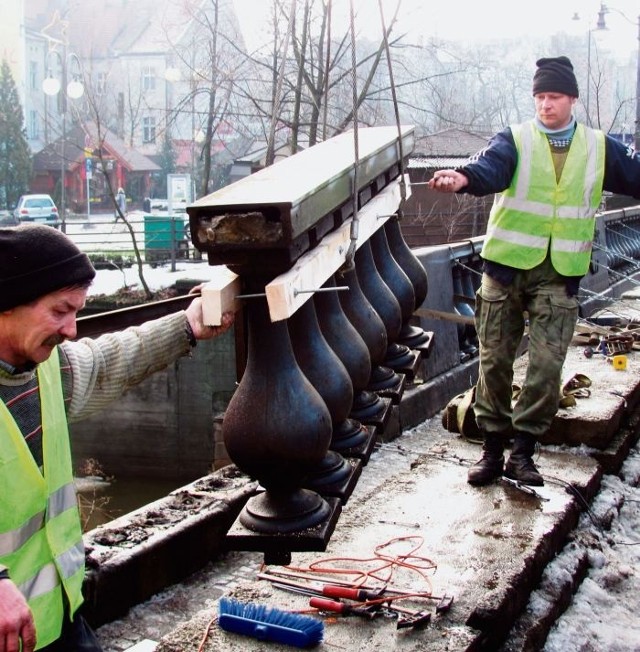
257, 570, 454, 618
309, 597, 381, 620
322, 585, 383, 601
310, 596, 431, 629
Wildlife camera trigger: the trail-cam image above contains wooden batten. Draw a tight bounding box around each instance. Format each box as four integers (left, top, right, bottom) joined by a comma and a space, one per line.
265, 175, 411, 322
201, 266, 242, 326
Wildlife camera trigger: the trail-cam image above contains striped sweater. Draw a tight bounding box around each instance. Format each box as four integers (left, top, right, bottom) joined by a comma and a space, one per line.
0, 311, 193, 470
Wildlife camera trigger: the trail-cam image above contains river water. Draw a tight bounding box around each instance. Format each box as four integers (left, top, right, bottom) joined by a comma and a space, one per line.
76, 475, 191, 532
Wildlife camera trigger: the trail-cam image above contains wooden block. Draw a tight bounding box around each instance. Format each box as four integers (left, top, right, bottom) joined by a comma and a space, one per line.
201, 266, 241, 325
265, 175, 411, 322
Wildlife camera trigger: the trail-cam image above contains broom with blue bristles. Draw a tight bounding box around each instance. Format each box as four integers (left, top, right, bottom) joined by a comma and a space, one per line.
218, 596, 324, 648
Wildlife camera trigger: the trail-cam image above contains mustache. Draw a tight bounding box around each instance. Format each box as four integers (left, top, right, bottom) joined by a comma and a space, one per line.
42, 334, 65, 347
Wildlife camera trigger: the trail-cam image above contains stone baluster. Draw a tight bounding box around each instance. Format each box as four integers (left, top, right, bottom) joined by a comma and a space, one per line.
370, 226, 425, 377
355, 238, 415, 375
384, 215, 428, 308
452, 263, 477, 361
337, 262, 398, 391
383, 217, 432, 353
336, 264, 394, 429
314, 276, 381, 453
370, 226, 415, 328
355, 239, 403, 344
222, 290, 337, 550
460, 260, 479, 352
288, 298, 362, 501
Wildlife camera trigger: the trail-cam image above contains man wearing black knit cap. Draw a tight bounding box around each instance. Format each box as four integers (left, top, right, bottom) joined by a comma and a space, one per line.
0, 224, 234, 651
429, 56, 640, 489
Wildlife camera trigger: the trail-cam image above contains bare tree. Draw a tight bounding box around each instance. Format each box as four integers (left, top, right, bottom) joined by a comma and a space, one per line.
225, 0, 416, 164
80, 79, 152, 297
396, 39, 535, 135
417, 194, 488, 244
162, 0, 241, 196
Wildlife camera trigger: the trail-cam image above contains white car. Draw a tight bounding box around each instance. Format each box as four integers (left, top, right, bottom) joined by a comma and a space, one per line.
14, 194, 60, 228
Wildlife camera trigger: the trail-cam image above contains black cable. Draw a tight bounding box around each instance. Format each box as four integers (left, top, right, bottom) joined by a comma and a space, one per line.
544, 473, 640, 546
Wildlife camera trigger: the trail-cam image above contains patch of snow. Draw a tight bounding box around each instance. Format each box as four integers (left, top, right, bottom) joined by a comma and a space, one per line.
541, 444, 640, 652
87, 261, 220, 298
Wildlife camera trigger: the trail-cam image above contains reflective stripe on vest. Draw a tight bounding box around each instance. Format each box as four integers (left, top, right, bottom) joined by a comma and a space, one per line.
0, 348, 85, 649
482, 120, 605, 276
0, 483, 78, 558
19, 541, 84, 600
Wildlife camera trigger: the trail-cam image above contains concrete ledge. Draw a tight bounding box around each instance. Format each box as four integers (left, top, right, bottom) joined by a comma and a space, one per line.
148, 431, 604, 652
88, 340, 640, 650
500, 545, 591, 652
82, 465, 257, 627
592, 409, 640, 474
464, 449, 602, 649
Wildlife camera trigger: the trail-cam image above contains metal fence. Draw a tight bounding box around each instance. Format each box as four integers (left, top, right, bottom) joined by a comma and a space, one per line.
411, 203, 640, 383
60, 211, 194, 266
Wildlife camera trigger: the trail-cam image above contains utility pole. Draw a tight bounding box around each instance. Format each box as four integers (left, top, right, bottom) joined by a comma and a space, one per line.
635, 14, 640, 151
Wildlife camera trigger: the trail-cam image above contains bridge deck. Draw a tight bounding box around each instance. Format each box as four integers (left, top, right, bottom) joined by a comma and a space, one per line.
91, 300, 640, 651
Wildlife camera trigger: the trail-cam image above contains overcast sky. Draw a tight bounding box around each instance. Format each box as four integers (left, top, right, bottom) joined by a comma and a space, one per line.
232, 0, 639, 60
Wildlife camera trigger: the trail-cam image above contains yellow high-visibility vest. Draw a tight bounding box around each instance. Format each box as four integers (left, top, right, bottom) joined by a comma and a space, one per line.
0, 348, 85, 649
482, 120, 605, 276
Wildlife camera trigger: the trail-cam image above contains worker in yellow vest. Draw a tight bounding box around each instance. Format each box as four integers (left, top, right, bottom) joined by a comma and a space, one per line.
428, 56, 640, 487
0, 224, 234, 651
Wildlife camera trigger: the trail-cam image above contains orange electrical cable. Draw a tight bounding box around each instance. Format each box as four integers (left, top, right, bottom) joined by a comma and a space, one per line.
273, 535, 437, 595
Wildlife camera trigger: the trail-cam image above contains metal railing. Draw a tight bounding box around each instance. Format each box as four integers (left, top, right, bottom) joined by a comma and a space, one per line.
58, 211, 193, 266
410, 204, 640, 382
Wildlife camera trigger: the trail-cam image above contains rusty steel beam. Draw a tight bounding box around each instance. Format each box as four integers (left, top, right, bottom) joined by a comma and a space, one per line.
75, 294, 196, 339
188, 126, 414, 275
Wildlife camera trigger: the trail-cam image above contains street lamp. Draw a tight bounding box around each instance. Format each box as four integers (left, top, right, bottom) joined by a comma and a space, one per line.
588, 4, 640, 150
589, 6, 608, 127
574, 6, 607, 127
43, 49, 84, 232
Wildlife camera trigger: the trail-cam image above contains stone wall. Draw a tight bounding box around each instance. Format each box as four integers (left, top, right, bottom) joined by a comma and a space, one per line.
70, 329, 237, 482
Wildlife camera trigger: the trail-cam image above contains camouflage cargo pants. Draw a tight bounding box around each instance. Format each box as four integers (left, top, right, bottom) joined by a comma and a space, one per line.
473, 255, 579, 438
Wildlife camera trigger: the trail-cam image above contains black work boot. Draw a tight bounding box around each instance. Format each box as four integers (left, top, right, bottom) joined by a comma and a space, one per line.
467, 434, 505, 486
504, 432, 544, 486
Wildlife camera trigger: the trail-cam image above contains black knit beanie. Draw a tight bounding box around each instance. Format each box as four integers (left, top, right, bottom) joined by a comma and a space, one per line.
0, 224, 96, 311
532, 56, 579, 98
